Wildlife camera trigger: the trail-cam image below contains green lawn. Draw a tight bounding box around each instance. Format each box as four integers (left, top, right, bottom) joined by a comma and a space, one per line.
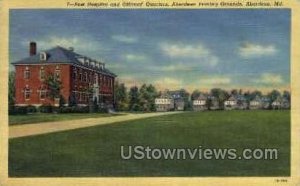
9, 113, 124, 125
9, 110, 290, 177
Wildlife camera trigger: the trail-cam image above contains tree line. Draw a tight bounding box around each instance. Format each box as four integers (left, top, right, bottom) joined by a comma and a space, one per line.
114, 82, 291, 111
8, 71, 290, 112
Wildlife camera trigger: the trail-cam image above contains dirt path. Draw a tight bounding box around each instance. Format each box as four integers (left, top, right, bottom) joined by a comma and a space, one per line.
9, 112, 182, 139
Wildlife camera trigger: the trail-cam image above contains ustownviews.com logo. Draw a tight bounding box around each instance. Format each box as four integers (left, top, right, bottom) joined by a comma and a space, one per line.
120, 145, 278, 160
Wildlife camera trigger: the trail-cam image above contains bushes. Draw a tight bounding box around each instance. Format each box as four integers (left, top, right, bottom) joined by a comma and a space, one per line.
9, 105, 37, 115
58, 106, 89, 113
27, 105, 37, 113
9, 105, 103, 115
38, 104, 53, 113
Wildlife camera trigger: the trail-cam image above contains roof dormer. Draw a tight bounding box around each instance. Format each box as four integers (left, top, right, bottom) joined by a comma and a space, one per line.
40, 52, 47, 61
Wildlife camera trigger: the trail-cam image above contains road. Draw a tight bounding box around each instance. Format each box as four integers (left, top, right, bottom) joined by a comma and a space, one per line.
9, 112, 182, 139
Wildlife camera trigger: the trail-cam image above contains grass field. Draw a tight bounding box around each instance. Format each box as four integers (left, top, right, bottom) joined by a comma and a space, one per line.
9, 110, 290, 177
9, 113, 124, 125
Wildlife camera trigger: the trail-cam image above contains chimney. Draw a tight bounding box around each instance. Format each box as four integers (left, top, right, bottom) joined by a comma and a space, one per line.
29, 41, 37, 56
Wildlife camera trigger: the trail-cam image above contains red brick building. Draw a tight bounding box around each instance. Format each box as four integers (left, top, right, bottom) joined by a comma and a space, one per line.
12, 42, 117, 107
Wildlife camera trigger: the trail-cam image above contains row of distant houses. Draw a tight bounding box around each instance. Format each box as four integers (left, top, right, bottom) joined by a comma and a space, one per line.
155, 92, 290, 112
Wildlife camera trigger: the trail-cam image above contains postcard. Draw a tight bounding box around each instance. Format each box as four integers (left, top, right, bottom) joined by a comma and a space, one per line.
0, 0, 300, 185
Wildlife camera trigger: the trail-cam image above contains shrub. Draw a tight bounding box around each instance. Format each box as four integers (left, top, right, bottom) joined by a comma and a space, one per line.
27, 105, 37, 113
38, 104, 53, 113
9, 106, 28, 115
57, 106, 89, 113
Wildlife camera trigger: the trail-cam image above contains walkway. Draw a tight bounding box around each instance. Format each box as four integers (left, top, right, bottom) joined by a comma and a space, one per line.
9, 112, 182, 139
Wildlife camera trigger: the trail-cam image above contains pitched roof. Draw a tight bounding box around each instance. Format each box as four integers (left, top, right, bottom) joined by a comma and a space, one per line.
12, 46, 116, 77
227, 96, 237, 101
195, 94, 207, 100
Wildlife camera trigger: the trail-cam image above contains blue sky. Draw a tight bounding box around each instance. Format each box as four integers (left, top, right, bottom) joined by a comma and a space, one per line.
10, 9, 290, 92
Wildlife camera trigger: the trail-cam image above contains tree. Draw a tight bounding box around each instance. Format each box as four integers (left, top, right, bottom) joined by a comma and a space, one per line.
114, 81, 128, 111
177, 89, 191, 110
139, 84, 148, 111
44, 73, 63, 100
283, 90, 291, 101
8, 71, 15, 106
146, 84, 158, 111
128, 86, 140, 111
191, 89, 201, 100
230, 89, 238, 96
210, 88, 229, 108
249, 90, 262, 100
268, 90, 281, 102
69, 92, 77, 107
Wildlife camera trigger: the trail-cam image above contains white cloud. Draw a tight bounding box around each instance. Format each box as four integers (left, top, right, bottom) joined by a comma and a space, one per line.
111, 35, 138, 43
161, 42, 210, 58
124, 54, 146, 62
239, 42, 277, 58
200, 76, 231, 85
22, 36, 100, 52
253, 73, 283, 84
160, 42, 219, 67
155, 64, 192, 72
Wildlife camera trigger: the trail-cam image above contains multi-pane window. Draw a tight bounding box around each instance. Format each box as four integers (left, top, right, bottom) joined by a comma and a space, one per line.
24, 67, 30, 79
40, 66, 45, 80
79, 70, 83, 81
84, 72, 88, 82
72, 67, 77, 80
24, 86, 31, 100
39, 85, 47, 100
55, 65, 61, 80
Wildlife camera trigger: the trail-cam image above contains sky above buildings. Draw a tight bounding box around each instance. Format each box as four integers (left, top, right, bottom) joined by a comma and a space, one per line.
10, 9, 290, 92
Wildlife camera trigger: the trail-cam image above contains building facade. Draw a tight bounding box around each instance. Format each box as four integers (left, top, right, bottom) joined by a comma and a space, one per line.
155, 94, 175, 112
13, 42, 116, 107
192, 94, 208, 111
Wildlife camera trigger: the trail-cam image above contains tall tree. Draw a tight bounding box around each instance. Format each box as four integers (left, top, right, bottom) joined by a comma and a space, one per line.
139, 84, 148, 111
8, 71, 15, 106
283, 90, 291, 101
249, 90, 262, 100
44, 73, 62, 100
128, 86, 140, 111
191, 89, 202, 100
230, 89, 238, 96
210, 88, 229, 108
114, 81, 128, 111
178, 89, 191, 110
146, 84, 158, 111
267, 90, 281, 102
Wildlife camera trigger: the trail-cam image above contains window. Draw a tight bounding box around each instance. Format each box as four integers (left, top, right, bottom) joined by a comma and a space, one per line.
24, 86, 31, 100
55, 65, 61, 80
55, 70, 61, 79
40, 66, 45, 80
79, 92, 82, 101
39, 85, 47, 100
40, 52, 47, 61
94, 74, 98, 84
24, 67, 30, 79
72, 67, 77, 80
79, 70, 83, 81
89, 73, 92, 83
84, 72, 88, 82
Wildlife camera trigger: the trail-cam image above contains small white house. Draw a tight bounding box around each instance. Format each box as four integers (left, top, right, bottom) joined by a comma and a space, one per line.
224, 96, 237, 110
155, 95, 174, 112
193, 94, 208, 111
249, 95, 262, 109
271, 97, 290, 109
